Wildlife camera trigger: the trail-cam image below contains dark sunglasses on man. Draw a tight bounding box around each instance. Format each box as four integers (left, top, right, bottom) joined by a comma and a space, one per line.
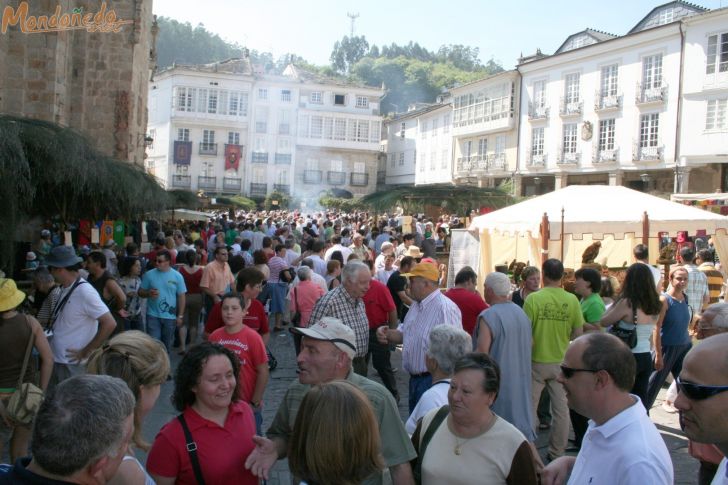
676, 376, 728, 401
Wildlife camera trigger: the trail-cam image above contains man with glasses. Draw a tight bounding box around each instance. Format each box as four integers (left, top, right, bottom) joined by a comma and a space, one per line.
675, 329, 728, 485
139, 249, 186, 352
540, 332, 673, 485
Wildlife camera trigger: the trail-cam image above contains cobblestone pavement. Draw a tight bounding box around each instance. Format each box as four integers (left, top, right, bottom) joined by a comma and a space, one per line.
135, 328, 700, 484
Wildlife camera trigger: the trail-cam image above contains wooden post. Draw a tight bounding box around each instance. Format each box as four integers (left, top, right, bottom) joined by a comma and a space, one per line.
540, 212, 550, 266
642, 211, 649, 247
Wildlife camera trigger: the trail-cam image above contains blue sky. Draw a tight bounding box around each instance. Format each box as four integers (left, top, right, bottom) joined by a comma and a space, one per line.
153, 0, 726, 70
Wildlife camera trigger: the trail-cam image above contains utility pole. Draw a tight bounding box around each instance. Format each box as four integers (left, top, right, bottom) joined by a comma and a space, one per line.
347, 12, 359, 37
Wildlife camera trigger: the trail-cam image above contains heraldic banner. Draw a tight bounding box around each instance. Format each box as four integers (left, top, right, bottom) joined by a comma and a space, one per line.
174, 141, 192, 165
225, 144, 242, 171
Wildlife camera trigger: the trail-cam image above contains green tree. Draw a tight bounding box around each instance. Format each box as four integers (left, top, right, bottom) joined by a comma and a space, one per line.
330, 35, 370, 74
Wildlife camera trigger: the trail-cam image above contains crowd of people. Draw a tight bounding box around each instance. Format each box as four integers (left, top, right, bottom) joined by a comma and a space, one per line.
0, 209, 728, 485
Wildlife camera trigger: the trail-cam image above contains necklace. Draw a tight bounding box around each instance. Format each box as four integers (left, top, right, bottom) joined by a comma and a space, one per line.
451, 414, 497, 455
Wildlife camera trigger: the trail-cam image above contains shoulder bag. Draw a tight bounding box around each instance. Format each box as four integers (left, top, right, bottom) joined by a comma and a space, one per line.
607, 302, 638, 349
1, 317, 44, 426
291, 287, 301, 327
410, 405, 450, 485
177, 414, 206, 485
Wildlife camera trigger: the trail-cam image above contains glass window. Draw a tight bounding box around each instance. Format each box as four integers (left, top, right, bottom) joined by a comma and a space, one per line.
495, 135, 506, 154
207, 90, 218, 114
311, 116, 323, 139
598, 119, 615, 151
330, 160, 343, 172
642, 54, 663, 89
356, 96, 369, 108
399, 153, 404, 166
334, 94, 346, 105
228, 132, 240, 145
258, 88, 268, 100
334, 119, 347, 141
533, 81, 546, 108
478, 138, 487, 156
177, 128, 189, 141
564, 73, 580, 103
281, 90, 291, 102
639, 114, 660, 147
354, 162, 365, 173
563, 124, 577, 153
706, 99, 727, 130
531, 128, 544, 155
601, 64, 619, 97
310, 91, 323, 104
706, 33, 728, 75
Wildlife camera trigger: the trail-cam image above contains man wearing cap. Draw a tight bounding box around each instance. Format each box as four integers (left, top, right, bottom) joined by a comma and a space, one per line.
44, 246, 116, 389
377, 261, 462, 412
245, 317, 416, 484
309, 261, 371, 375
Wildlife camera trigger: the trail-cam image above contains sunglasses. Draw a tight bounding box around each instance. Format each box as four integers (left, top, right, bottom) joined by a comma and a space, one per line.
560, 365, 599, 379
676, 376, 728, 401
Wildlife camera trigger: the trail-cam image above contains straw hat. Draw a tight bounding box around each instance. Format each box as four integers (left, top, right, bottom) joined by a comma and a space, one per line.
0, 279, 26, 312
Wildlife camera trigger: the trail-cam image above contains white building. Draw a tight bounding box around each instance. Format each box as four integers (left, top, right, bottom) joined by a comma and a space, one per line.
516, 2, 707, 197
383, 108, 422, 186
678, 7, 728, 192
450, 71, 520, 188
146, 59, 254, 195
414, 103, 454, 185
289, 65, 384, 199
146, 60, 383, 201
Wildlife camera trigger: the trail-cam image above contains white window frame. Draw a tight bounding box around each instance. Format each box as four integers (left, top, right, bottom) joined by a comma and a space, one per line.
306, 158, 319, 171
355, 96, 369, 108
495, 135, 506, 154
258, 88, 268, 100
533, 81, 547, 109
564, 73, 580, 104
390, 153, 395, 168
707, 33, 728, 75
658, 7, 675, 25
202, 130, 215, 145
600, 64, 619, 97
310, 91, 323, 104
228, 132, 240, 145
599, 119, 615, 151
334, 119, 347, 141
400, 122, 406, 139
280, 90, 292, 102
478, 138, 488, 156
330, 160, 343, 172
207, 89, 218, 114
563, 123, 578, 154
639, 113, 660, 148
706, 98, 727, 131
177, 128, 190, 141
531, 128, 544, 156
311, 116, 323, 139
398, 152, 404, 166
642, 54, 663, 89
354, 162, 365, 173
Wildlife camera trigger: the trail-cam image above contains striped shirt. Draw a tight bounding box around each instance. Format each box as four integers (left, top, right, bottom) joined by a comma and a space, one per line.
399, 290, 462, 374
698, 263, 724, 305
309, 285, 369, 358
267, 255, 288, 284
684, 263, 710, 313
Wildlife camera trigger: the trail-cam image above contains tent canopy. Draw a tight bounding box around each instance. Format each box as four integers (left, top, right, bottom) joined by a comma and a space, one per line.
468, 185, 728, 273
161, 209, 212, 222
470, 185, 728, 240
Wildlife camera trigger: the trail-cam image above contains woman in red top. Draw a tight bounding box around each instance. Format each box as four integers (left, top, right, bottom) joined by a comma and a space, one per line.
178, 249, 203, 354
147, 342, 258, 485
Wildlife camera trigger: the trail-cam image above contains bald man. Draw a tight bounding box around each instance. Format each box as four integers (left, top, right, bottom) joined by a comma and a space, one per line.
675, 332, 728, 485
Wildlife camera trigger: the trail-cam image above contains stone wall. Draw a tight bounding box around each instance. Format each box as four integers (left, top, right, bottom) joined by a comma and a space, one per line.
0, 0, 155, 165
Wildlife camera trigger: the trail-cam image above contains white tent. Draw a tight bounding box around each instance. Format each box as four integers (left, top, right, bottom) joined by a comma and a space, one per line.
468, 185, 728, 272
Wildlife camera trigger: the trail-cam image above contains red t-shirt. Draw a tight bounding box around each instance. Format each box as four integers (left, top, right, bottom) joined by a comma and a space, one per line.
209, 325, 268, 403
444, 287, 489, 336
363, 279, 396, 329
204, 298, 269, 336
146, 402, 257, 485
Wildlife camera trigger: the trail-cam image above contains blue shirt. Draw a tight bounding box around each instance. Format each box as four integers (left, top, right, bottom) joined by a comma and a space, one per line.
660, 293, 691, 346
141, 268, 186, 319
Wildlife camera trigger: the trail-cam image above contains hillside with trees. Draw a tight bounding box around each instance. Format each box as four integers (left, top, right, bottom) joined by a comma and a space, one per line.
154, 18, 503, 115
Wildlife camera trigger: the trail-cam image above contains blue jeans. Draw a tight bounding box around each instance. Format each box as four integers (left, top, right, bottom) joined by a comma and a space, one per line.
408, 373, 433, 414
147, 315, 176, 352
252, 406, 263, 435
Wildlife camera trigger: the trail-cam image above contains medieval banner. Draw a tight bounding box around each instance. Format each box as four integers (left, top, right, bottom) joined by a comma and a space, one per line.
173, 141, 192, 165
225, 144, 242, 171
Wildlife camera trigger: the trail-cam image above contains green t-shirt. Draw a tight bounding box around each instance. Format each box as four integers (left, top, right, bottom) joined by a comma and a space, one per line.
524, 287, 584, 363
580, 292, 606, 324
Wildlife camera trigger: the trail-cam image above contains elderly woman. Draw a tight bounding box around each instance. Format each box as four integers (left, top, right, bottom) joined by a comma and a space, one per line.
147, 342, 258, 484
413, 353, 539, 485
290, 267, 326, 355
288, 381, 384, 485
405, 325, 471, 434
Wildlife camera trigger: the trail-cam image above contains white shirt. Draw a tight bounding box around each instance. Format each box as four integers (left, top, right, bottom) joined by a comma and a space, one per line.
405, 379, 450, 435
284, 249, 300, 267
308, 254, 327, 278
324, 244, 352, 262
375, 268, 395, 285
713, 458, 728, 485
568, 395, 673, 485
51, 279, 111, 364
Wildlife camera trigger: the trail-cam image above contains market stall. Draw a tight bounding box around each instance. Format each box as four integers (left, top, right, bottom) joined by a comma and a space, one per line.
468, 185, 728, 275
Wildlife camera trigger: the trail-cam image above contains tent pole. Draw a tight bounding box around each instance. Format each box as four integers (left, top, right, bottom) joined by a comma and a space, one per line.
541, 212, 549, 267
560, 207, 565, 262
642, 211, 649, 247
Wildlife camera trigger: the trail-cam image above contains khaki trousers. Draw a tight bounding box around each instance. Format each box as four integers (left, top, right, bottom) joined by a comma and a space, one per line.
531, 362, 569, 458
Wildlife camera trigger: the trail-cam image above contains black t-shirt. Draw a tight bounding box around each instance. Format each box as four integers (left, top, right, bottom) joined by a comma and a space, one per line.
387, 270, 409, 321
0, 457, 75, 484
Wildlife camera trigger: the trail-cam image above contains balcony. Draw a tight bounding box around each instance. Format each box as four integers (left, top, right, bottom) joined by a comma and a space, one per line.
528, 103, 549, 121
273, 184, 290, 195
559, 98, 582, 117
593, 147, 619, 164
199, 143, 217, 156
275, 153, 292, 164
279, 124, 290, 135
350, 172, 369, 186
304, 170, 322, 184
327, 171, 346, 185
489, 153, 507, 170
527, 153, 547, 167
594, 91, 622, 112
171, 174, 191, 188
456, 154, 507, 174
251, 152, 269, 164
255, 122, 267, 133
635, 83, 667, 105
249, 183, 267, 197
634, 144, 664, 162
557, 150, 581, 166
222, 177, 242, 191
197, 176, 217, 190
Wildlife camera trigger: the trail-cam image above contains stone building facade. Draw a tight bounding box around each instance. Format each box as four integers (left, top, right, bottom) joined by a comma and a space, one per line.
0, 0, 156, 166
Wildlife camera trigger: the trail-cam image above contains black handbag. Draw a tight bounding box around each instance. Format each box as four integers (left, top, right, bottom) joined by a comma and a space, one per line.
291, 287, 301, 327
607, 304, 638, 349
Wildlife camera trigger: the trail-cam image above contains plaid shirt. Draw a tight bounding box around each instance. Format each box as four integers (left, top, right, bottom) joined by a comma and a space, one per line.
684, 263, 709, 313
309, 285, 369, 358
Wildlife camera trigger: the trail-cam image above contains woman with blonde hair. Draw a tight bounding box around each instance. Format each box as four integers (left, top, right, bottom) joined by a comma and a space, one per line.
86, 330, 170, 484
288, 380, 384, 485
